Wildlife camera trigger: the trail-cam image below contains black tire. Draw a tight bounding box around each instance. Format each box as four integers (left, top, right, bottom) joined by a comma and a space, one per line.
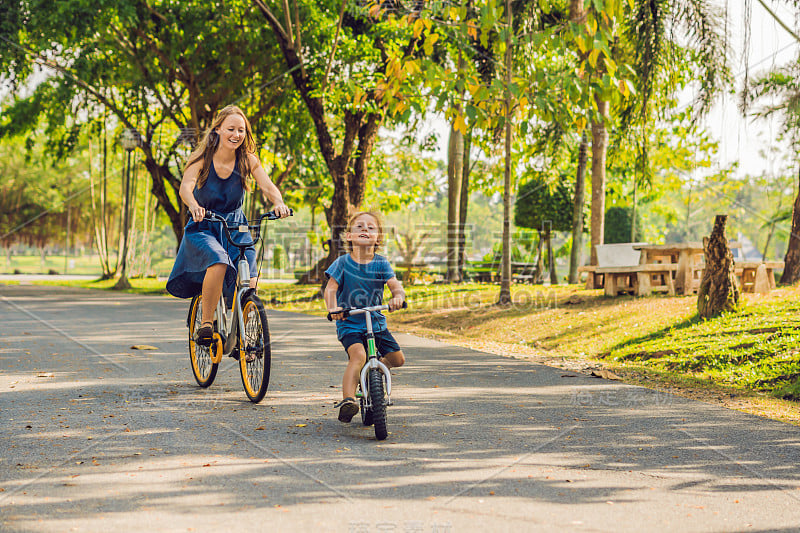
188, 295, 218, 387
239, 293, 271, 403
360, 394, 373, 426
369, 368, 387, 440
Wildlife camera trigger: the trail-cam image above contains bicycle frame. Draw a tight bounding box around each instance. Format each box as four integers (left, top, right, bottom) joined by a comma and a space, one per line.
213, 256, 252, 356
343, 306, 393, 402
204, 210, 289, 359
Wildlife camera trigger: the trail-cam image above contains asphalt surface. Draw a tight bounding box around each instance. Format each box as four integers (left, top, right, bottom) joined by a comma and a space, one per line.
1, 284, 800, 532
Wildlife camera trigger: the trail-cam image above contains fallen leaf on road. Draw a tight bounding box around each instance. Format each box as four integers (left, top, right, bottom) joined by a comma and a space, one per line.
131, 345, 158, 350
255, 426, 266, 430
591, 370, 622, 380
37, 372, 55, 378
295, 424, 307, 427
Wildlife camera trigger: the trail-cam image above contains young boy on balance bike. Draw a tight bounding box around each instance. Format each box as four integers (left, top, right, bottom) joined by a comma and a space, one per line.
324, 211, 406, 423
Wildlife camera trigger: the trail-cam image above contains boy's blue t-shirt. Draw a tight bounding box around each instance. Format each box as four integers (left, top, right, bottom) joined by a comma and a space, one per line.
325, 253, 395, 339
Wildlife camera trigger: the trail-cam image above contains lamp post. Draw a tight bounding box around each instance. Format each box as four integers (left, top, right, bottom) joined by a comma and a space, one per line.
114, 128, 138, 290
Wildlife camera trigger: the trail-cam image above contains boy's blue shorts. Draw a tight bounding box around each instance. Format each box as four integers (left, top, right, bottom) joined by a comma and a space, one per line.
339, 330, 401, 357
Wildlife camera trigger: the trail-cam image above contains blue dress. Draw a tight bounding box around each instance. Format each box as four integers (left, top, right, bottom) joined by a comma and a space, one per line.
166, 160, 256, 300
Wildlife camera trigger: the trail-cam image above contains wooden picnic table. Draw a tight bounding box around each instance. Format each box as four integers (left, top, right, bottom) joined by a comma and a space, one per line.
597, 263, 678, 297
635, 243, 783, 294
736, 261, 783, 294
633, 243, 704, 296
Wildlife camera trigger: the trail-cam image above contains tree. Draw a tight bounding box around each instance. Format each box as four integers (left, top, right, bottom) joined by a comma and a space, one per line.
744, 56, 800, 284
566, 0, 729, 265
253, 0, 436, 284
0, 134, 97, 269
698, 215, 740, 318
1, 0, 297, 246
604, 206, 642, 244
514, 175, 575, 284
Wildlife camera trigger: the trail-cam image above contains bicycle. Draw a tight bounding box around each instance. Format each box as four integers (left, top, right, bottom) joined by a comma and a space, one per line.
187, 209, 291, 403
327, 302, 407, 440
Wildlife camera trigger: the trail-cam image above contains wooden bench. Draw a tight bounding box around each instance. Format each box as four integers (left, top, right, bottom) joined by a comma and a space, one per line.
511, 262, 538, 283
578, 243, 647, 290
596, 263, 678, 297
578, 265, 602, 289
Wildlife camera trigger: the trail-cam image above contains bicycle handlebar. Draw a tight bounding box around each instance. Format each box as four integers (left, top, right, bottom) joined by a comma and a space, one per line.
327, 301, 407, 321
203, 209, 293, 249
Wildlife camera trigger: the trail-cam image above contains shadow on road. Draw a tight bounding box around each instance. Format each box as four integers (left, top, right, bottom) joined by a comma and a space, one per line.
2, 285, 800, 531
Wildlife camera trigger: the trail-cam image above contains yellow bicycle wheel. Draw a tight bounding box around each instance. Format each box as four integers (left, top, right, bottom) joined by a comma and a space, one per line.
239, 293, 271, 403
189, 295, 219, 387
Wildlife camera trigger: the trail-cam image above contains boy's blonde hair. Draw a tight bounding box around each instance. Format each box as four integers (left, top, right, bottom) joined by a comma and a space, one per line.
344, 211, 384, 252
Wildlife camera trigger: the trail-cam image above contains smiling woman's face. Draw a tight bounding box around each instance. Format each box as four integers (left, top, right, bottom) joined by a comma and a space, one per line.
215, 114, 246, 150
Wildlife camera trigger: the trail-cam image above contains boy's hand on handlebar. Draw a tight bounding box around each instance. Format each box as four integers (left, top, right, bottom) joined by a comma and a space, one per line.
328, 307, 344, 321
388, 297, 406, 312
190, 205, 206, 222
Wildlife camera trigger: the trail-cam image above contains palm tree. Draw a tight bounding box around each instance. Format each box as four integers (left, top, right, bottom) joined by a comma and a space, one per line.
744, 58, 800, 284
572, 0, 730, 265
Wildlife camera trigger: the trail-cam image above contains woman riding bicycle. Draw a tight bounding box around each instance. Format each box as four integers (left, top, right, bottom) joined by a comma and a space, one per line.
166, 105, 291, 345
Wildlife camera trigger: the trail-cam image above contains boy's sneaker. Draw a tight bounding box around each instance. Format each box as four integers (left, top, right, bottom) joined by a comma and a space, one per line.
335, 397, 359, 423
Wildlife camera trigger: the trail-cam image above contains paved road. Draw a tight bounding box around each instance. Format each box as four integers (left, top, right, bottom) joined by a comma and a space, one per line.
1, 284, 800, 533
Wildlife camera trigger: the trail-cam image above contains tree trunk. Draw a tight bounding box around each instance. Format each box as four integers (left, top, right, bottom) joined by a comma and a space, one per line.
498, 0, 513, 305
697, 215, 739, 318
533, 230, 544, 284
113, 150, 133, 290
590, 96, 609, 266
88, 137, 113, 279
447, 52, 466, 283
630, 172, 637, 241
568, 131, 588, 283
547, 229, 557, 285
457, 132, 471, 280
762, 220, 776, 261
780, 168, 800, 285
447, 118, 464, 283
297, 170, 351, 285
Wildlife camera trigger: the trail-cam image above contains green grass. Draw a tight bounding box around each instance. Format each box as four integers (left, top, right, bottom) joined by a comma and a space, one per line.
2, 254, 105, 275
0, 254, 177, 277
25, 276, 171, 295
605, 295, 800, 398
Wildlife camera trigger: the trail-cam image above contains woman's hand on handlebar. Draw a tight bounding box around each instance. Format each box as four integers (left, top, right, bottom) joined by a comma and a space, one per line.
272, 203, 292, 218
190, 205, 206, 222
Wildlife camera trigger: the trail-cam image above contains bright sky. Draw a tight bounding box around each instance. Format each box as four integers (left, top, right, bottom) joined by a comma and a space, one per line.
706, 0, 799, 178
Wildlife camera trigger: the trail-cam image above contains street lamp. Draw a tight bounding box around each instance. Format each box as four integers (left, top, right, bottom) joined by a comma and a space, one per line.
114, 128, 139, 290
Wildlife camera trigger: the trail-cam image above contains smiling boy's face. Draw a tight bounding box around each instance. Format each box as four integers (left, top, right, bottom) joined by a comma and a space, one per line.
346, 214, 380, 250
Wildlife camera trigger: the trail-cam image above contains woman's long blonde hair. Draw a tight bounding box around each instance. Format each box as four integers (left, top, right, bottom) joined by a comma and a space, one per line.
185, 105, 255, 191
